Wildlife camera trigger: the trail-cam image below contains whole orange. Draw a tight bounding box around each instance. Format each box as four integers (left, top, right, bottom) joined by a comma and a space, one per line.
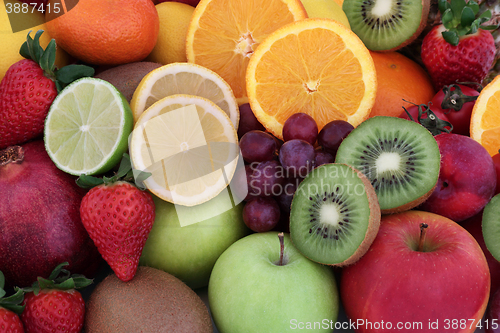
368, 51, 436, 118
45, 0, 159, 65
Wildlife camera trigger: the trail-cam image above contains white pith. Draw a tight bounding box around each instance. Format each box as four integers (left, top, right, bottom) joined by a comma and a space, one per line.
376, 152, 401, 175
320, 204, 341, 227
371, 0, 392, 17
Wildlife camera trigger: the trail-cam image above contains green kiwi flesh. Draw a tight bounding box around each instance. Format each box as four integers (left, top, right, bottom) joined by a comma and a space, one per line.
335, 116, 441, 214
290, 163, 380, 266
343, 0, 430, 51
482, 194, 500, 262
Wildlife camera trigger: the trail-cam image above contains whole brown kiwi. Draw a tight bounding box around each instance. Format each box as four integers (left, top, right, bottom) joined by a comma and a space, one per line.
85, 266, 213, 333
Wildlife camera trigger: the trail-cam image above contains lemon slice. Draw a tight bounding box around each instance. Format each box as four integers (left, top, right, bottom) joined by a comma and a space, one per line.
129, 94, 239, 206
130, 62, 239, 129
44, 78, 133, 176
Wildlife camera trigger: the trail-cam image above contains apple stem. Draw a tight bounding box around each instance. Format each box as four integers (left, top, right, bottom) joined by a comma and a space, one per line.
418, 223, 428, 252
0, 146, 24, 167
278, 232, 284, 266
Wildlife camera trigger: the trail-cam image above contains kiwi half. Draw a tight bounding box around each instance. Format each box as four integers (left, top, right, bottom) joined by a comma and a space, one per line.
482, 194, 500, 262
335, 116, 440, 214
343, 0, 430, 51
290, 163, 380, 266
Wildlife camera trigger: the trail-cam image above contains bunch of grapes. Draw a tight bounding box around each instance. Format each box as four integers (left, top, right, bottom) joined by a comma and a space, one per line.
235, 104, 355, 233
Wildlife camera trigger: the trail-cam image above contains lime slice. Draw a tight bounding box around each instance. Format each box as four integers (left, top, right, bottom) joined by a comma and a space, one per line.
44, 78, 133, 176
130, 62, 239, 129
129, 94, 239, 206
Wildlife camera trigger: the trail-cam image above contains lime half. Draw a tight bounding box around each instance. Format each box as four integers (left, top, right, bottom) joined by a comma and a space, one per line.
44, 78, 133, 176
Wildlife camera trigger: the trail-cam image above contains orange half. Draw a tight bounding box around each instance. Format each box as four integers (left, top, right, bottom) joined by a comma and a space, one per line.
246, 18, 377, 139
470, 75, 500, 156
186, 0, 307, 105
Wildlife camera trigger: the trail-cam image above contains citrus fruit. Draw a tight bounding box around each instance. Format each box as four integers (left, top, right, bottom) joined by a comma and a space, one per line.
129, 94, 239, 206
0, 0, 70, 80
130, 62, 239, 129
300, 0, 350, 28
44, 78, 133, 176
186, 0, 307, 104
146, 2, 195, 65
368, 51, 435, 118
470, 75, 500, 156
44, 0, 159, 65
246, 18, 377, 139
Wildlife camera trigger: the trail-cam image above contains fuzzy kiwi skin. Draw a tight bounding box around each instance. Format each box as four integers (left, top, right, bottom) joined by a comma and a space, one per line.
290, 164, 381, 267
382, 181, 437, 215
84, 267, 213, 333
344, 0, 431, 52
337, 164, 381, 266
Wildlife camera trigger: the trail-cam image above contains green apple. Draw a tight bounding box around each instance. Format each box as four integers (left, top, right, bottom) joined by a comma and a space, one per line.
139, 190, 250, 289
209, 232, 339, 332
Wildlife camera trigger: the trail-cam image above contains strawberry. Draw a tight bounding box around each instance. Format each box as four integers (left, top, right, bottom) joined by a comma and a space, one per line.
20, 263, 92, 333
421, 0, 498, 91
0, 30, 94, 149
0, 271, 25, 333
78, 155, 156, 282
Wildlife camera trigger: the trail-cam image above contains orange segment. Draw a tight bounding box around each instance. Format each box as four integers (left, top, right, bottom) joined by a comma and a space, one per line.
246, 18, 377, 139
471, 75, 500, 156
186, 0, 307, 104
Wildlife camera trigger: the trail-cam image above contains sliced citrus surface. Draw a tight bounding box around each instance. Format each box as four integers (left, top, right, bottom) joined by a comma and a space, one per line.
186, 0, 308, 104
246, 18, 377, 139
129, 94, 239, 206
471, 75, 500, 156
130, 62, 239, 129
44, 78, 133, 176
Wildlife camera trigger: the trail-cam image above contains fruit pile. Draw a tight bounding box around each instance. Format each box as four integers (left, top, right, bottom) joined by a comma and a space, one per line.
1, 0, 500, 332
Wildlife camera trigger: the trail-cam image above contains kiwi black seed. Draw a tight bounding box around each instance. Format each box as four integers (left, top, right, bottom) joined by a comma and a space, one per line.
335, 116, 441, 214
482, 194, 500, 262
342, 0, 430, 51
289, 163, 380, 266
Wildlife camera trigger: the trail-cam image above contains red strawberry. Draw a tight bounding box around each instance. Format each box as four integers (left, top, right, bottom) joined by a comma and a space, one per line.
0, 30, 94, 149
20, 263, 92, 333
0, 271, 25, 333
421, 0, 498, 91
78, 158, 156, 282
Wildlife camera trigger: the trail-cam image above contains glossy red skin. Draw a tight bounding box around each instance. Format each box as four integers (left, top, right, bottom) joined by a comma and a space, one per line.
419, 133, 497, 222
0, 308, 24, 333
430, 85, 479, 136
0, 140, 102, 288
486, 289, 500, 333
460, 211, 500, 297
282, 113, 318, 145
493, 153, 500, 195
421, 24, 496, 91
341, 211, 490, 333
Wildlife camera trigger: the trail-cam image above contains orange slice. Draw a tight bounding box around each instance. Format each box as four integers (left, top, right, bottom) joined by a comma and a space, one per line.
246, 18, 377, 139
470, 75, 500, 156
186, 0, 307, 105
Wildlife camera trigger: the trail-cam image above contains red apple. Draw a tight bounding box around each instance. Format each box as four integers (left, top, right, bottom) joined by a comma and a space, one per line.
419, 133, 497, 222
0, 141, 102, 288
341, 210, 490, 333
461, 211, 500, 298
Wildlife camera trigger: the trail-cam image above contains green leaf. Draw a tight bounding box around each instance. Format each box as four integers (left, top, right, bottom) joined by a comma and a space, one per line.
442, 9, 455, 29
30, 30, 45, 64
461, 6, 475, 28
48, 262, 69, 280
24, 31, 35, 61
133, 170, 152, 191
456, 25, 470, 36
40, 39, 56, 75
19, 40, 30, 59
451, 0, 466, 20
116, 153, 133, 179
0, 271, 4, 290
55, 64, 95, 91
76, 174, 104, 189
56, 278, 76, 290
480, 24, 499, 30
71, 276, 93, 289
465, 0, 479, 15
471, 20, 480, 33
442, 30, 460, 45
479, 10, 492, 20
0, 289, 5, 299
438, 0, 451, 15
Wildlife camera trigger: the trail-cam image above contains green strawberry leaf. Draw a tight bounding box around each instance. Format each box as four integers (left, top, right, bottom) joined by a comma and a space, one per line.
48, 262, 69, 280
461, 6, 475, 28
442, 30, 460, 46
0, 271, 4, 290
0, 289, 5, 299
442, 8, 455, 29
480, 24, 499, 30
438, 0, 451, 15
132, 170, 153, 191
76, 174, 104, 188
479, 10, 492, 20
40, 39, 56, 76
19, 40, 30, 59
451, 0, 466, 20
116, 153, 133, 179
465, 0, 479, 15
55, 65, 95, 92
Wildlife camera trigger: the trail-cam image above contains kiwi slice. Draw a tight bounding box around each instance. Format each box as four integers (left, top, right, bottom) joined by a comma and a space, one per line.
335, 116, 440, 214
482, 194, 500, 262
342, 0, 430, 51
289, 163, 380, 266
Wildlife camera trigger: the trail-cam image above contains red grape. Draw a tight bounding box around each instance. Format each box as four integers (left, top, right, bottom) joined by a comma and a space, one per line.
313, 149, 334, 168
237, 103, 265, 138
318, 120, 354, 157
239, 130, 277, 163
279, 139, 315, 178
247, 160, 285, 197
282, 113, 318, 145
242, 197, 281, 232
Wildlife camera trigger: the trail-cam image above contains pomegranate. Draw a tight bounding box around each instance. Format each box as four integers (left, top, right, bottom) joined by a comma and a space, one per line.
0, 140, 102, 287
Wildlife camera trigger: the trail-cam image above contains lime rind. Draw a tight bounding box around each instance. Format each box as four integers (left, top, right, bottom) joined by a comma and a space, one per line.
482, 194, 500, 262
44, 77, 133, 176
